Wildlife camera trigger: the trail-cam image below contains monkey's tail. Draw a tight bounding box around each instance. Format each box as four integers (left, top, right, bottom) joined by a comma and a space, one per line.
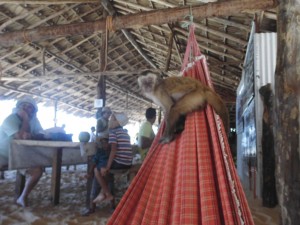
206, 90, 229, 134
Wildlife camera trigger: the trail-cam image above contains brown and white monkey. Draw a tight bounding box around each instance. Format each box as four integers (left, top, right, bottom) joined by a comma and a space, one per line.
138, 71, 229, 143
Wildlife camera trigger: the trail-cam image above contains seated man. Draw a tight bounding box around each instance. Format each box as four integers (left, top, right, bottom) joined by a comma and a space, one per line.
0, 96, 44, 207
137, 107, 156, 161
93, 112, 132, 203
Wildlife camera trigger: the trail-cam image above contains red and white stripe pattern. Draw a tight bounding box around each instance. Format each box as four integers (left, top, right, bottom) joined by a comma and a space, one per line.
107, 24, 254, 225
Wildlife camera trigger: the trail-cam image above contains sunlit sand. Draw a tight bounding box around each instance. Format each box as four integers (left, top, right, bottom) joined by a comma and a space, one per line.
0, 166, 280, 225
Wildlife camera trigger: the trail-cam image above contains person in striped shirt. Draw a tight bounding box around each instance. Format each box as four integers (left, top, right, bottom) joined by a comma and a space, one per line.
93, 112, 132, 203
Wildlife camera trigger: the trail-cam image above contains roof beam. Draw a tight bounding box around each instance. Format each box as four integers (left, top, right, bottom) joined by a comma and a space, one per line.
101, 0, 157, 69
0, 0, 98, 4
0, 84, 94, 114
0, 0, 277, 47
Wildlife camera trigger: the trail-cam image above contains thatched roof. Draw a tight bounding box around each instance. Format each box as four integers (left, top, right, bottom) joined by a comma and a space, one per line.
0, 0, 277, 126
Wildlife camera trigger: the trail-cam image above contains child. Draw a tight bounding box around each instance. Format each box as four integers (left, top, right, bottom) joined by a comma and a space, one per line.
93, 112, 133, 203
84, 135, 110, 214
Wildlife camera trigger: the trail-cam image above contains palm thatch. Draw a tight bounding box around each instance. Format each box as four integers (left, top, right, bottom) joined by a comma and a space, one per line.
0, 0, 277, 126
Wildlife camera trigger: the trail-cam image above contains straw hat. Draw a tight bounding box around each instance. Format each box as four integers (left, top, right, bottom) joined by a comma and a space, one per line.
16, 96, 38, 112
113, 112, 129, 127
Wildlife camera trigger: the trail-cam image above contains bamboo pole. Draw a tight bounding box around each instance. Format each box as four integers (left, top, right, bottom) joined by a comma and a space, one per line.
164, 30, 174, 72
0, 70, 163, 82
0, 0, 98, 4
0, 0, 277, 47
101, 0, 157, 69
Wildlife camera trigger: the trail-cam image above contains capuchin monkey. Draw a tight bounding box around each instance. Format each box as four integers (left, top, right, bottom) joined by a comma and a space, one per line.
138, 71, 229, 144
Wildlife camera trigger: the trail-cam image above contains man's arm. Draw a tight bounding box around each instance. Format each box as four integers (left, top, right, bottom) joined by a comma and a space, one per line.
1, 113, 30, 140
14, 108, 31, 139
140, 136, 154, 149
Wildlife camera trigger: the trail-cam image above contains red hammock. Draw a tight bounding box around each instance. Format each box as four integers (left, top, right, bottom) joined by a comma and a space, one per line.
107, 24, 254, 225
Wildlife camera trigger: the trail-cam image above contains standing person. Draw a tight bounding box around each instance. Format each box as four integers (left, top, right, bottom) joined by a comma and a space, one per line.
90, 126, 96, 142
96, 107, 112, 138
83, 134, 111, 215
93, 112, 132, 203
94, 107, 112, 197
0, 96, 44, 207
137, 107, 156, 161
82, 107, 112, 216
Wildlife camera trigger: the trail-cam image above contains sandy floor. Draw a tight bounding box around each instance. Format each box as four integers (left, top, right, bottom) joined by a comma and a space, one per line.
246, 192, 280, 225
0, 166, 280, 225
0, 166, 114, 225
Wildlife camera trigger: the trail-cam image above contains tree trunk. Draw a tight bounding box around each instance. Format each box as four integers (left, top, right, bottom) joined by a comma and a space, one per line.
274, 1, 300, 224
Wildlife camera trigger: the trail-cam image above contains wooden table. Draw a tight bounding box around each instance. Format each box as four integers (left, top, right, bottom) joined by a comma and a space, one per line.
9, 140, 96, 205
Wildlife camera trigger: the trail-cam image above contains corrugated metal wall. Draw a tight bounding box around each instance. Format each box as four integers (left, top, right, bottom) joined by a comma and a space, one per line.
236, 23, 256, 181
254, 32, 277, 198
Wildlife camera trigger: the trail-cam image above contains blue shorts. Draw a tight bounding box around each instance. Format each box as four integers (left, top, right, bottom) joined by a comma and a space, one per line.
93, 148, 109, 170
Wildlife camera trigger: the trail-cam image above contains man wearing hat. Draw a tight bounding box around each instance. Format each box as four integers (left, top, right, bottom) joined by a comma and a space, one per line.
93, 112, 133, 203
0, 96, 44, 207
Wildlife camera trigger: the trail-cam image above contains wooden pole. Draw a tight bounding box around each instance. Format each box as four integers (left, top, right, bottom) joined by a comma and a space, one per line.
164, 30, 174, 72
97, 10, 108, 104
54, 100, 58, 127
42, 47, 46, 76
101, 0, 157, 69
0, 0, 277, 47
274, 0, 300, 224
51, 148, 62, 205
0, 0, 98, 3
0, 70, 163, 81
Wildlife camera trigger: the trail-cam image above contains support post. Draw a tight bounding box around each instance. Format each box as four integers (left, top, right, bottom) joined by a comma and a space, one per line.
51, 148, 62, 205
274, 0, 300, 224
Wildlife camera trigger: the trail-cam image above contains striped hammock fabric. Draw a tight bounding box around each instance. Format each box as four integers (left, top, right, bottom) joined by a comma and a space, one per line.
107, 24, 254, 225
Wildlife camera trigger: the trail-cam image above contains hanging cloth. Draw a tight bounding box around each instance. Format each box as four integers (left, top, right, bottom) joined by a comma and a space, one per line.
107, 24, 254, 225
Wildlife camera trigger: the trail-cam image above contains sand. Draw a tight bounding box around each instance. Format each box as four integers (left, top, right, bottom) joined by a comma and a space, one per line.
0, 166, 113, 225
0, 166, 280, 225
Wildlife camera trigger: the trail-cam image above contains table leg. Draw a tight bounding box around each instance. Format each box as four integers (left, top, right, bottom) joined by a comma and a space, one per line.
51, 148, 62, 205
0, 171, 5, 179
85, 156, 93, 208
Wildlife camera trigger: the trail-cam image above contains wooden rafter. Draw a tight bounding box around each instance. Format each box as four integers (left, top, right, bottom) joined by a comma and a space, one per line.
173, 27, 244, 57
0, 0, 277, 47
114, 3, 251, 50
164, 29, 174, 72
0, 0, 98, 4
101, 0, 157, 69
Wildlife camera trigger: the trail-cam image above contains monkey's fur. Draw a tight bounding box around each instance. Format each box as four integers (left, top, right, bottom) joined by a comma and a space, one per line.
138, 72, 229, 143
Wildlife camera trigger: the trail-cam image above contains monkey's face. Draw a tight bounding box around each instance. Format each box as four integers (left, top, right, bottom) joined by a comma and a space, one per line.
137, 72, 158, 93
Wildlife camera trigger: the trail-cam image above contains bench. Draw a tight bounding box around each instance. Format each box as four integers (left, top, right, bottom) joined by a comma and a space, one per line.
110, 164, 141, 184
108, 164, 142, 208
